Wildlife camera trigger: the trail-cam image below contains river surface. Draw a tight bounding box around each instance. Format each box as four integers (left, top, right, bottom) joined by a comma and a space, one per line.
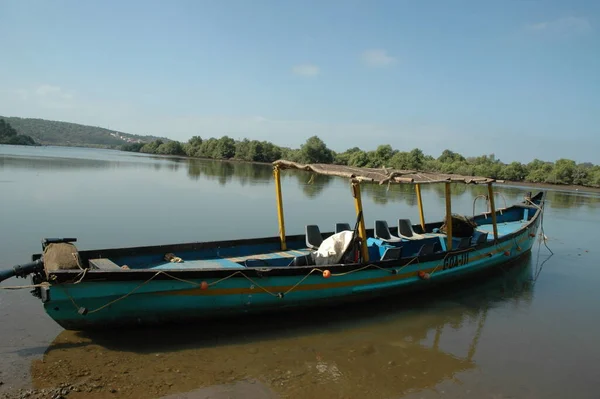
0, 145, 599, 398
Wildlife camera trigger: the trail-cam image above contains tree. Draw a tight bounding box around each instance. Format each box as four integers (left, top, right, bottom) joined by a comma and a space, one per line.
335, 147, 363, 165
299, 136, 334, 164
551, 159, 577, 184
438, 149, 465, 163
213, 136, 236, 159
121, 142, 144, 152
389, 152, 410, 169
499, 162, 527, 181
188, 136, 203, 147
408, 148, 424, 170
156, 141, 184, 155
373, 144, 395, 167
0, 118, 37, 146
140, 140, 163, 154
348, 151, 369, 167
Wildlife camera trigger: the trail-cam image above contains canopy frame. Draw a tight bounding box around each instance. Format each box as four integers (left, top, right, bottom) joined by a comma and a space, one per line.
272, 160, 497, 186
272, 160, 500, 261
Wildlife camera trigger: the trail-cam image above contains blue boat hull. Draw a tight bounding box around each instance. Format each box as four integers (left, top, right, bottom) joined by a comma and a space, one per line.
37, 193, 544, 330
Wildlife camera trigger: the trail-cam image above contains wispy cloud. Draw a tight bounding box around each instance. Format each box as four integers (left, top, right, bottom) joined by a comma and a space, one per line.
361, 49, 397, 67
10, 84, 76, 109
292, 64, 320, 77
526, 16, 592, 36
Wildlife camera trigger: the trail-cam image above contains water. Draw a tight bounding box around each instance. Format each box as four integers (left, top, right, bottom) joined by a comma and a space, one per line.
1, 145, 599, 398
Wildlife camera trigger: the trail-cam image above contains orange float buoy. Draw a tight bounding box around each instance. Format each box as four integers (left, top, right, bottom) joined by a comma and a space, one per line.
323, 270, 331, 278
503, 251, 510, 256
200, 281, 209, 290
418, 270, 426, 279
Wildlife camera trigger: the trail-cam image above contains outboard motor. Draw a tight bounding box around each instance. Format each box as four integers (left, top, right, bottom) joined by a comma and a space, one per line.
0, 259, 44, 283
0, 237, 78, 283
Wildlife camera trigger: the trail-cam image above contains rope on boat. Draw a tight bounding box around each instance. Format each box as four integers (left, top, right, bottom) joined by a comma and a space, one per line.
525, 198, 553, 255
0, 282, 51, 290
61, 270, 165, 314
58, 257, 425, 314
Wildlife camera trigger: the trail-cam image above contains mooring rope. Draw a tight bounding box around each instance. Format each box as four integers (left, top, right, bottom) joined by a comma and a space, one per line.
57, 256, 429, 315
525, 197, 553, 255
0, 282, 51, 290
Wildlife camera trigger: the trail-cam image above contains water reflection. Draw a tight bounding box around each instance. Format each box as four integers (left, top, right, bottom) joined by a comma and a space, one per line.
292, 172, 333, 198
29, 260, 534, 398
187, 159, 273, 186
2, 150, 599, 210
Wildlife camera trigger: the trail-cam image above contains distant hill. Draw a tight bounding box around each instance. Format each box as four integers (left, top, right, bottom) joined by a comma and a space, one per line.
0, 116, 168, 148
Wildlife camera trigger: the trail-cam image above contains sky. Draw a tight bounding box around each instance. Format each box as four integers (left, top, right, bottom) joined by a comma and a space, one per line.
0, 0, 598, 163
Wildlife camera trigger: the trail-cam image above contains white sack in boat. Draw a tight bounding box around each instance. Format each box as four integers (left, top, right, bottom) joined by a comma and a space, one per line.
314, 230, 354, 266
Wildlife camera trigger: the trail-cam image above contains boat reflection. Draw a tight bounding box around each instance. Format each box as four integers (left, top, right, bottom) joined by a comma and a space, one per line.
29, 256, 535, 398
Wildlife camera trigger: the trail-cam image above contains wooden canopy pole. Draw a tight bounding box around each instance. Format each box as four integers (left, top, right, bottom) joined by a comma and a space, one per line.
351, 180, 369, 263
487, 183, 499, 241
273, 166, 287, 250
415, 183, 426, 232
445, 182, 453, 251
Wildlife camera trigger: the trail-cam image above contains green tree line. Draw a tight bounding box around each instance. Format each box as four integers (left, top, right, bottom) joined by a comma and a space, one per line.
123, 135, 600, 187
0, 119, 37, 145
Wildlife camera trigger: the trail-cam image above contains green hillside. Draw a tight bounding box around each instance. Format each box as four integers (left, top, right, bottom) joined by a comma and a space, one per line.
0, 116, 166, 148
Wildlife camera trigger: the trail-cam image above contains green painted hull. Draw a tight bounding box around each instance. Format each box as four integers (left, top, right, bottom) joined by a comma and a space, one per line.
42, 217, 541, 330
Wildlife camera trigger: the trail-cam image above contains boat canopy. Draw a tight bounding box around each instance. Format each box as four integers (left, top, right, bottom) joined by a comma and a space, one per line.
272, 160, 496, 185
272, 159, 503, 257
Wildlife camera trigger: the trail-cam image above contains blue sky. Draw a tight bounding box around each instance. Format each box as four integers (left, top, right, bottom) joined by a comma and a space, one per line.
0, 0, 598, 163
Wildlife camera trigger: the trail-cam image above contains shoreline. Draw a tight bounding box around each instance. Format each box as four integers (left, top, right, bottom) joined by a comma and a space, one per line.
147, 152, 600, 195
4, 143, 600, 194
496, 179, 600, 194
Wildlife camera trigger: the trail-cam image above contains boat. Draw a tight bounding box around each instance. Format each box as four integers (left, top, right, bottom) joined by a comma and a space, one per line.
0, 160, 546, 330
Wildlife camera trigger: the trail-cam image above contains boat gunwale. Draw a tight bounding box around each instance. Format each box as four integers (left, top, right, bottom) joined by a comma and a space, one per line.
41, 194, 544, 284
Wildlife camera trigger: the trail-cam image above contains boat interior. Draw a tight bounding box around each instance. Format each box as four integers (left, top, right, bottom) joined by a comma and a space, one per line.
83, 202, 539, 272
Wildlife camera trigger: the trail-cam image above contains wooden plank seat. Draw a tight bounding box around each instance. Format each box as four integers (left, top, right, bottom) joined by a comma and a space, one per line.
88, 258, 124, 271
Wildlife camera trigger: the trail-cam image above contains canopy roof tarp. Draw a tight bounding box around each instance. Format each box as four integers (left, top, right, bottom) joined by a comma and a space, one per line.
273, 160, 496, 185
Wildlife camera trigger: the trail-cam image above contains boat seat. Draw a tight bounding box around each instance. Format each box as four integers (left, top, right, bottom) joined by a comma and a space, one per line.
374, 220, 402, 243
472, 232, 489, 245
398, 219, 425, 240
417, 242, 436, 257
88, 258, 123, 271
335, 222, 352, 233
381, 246, 403, 261
289, 254, 314, 266
457, 236, 471, 249
305, 225, 323, 250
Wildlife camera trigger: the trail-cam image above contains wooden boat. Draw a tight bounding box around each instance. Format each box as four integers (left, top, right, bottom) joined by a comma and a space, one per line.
0, 161, 546, 330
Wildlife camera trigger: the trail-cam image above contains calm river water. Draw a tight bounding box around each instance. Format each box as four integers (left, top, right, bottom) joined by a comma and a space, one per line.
0, 145, 599, 398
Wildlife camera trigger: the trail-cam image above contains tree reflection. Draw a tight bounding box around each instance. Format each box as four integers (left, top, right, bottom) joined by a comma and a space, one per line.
186, 159, 273, 186
361, 183, 417, 206
546, 190, 600, 209
291, 172, 332, 199
181, 159, 600, 209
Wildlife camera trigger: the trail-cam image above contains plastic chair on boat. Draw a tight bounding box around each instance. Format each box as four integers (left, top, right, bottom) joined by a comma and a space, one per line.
335, 222, 351, 233
472, 232, 489, 245
305, 225, 323, 250
417, 242, 436, 256
374, 220, 402, 243
398, 219, 425, 239
457, 236, 471, 249
381, 246, 403, 261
